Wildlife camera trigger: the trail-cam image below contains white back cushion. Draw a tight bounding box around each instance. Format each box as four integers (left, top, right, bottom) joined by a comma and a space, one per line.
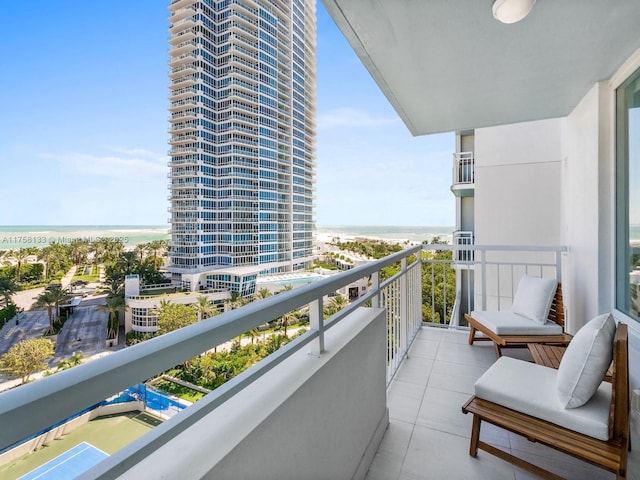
511, 275, 557, 325
556, 313, 616, 409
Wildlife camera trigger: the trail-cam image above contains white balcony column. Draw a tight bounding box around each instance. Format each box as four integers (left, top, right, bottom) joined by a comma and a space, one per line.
371, 271, 380, 308
309, 298, 324, 354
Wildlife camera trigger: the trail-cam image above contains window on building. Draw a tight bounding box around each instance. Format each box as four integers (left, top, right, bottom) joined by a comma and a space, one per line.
616, 66, 640, 322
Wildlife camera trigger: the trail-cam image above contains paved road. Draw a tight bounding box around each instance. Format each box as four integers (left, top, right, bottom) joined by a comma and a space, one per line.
53, 304, 110, 362
0, 310, 51, 356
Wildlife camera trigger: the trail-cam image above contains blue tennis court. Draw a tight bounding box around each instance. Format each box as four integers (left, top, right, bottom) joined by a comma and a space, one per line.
18, 442, 108, 480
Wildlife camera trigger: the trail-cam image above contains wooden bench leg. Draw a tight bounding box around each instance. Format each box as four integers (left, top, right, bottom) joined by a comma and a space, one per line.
468, 325, 477, 345
470, 415, 481, 457
494, 343, 503, 358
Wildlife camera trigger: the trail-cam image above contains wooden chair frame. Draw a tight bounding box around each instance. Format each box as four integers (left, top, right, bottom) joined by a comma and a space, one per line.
466, 283, 573, 357
462, 323, 630, 479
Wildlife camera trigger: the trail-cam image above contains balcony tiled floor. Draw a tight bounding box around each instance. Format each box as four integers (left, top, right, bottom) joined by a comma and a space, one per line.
366, 327, 640, 480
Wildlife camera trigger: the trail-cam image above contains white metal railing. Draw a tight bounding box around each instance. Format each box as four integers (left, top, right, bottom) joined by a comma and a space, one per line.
0, 243, 566, 478
0, 247, 423, 463
421, 244, 565, 327
453, 230, 474, 263
453, 151, 474, 185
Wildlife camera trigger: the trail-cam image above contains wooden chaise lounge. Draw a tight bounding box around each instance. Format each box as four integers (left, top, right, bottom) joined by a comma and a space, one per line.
462, 322, 629, 479
466, 283, 573, 357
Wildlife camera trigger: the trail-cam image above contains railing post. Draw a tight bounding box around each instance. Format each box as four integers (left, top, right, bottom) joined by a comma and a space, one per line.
371, 271, 380, 308
309, 298, 324, 355
400, 258, 407, 357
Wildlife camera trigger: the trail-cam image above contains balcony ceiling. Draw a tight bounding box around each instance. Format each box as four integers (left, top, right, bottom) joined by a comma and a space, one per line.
321, 0, 640, 135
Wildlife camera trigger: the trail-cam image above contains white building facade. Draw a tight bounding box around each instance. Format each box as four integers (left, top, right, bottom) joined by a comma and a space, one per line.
168, 0, 316, 292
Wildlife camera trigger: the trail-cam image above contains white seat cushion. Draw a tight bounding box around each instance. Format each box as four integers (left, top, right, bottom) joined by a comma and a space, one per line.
475, 356, 611, 440
471, 310, 563, 335
511, 275, 558, 324
556, 313, 616, 408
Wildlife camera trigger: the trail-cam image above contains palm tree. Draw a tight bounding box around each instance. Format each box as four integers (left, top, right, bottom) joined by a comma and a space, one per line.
102, 277, 124, 297
135, 244, 147, 262
279, 284, 294, 293
194, 295, 217, 322
0, 276, 19, 307
7, 248, 31, 283
118, 251, 139, 273
147, 240, 169, 268
35, 287, 69, 335
324, 294, 349, 318
57, 351, 84, 371
68, 239, 90, 266
99, 238, 125, 265
279, 310, 298, 337
254, 287, 272, 301
39, 242, 70, 279
225, 291, 247, 312
98, 295, 126, 339
37, 246, 54, 280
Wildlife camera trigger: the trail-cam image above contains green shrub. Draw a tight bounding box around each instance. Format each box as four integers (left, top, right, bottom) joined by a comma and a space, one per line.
0, 304, 19, 327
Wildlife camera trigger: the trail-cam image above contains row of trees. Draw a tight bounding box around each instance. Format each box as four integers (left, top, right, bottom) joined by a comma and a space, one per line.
326, 237, 456, 324
0, 238, 170, 288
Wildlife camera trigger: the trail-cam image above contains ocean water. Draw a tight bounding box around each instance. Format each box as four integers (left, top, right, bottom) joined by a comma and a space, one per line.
1, 224, 638, 250
316, 225, 454, 244
0, 225, 169, 250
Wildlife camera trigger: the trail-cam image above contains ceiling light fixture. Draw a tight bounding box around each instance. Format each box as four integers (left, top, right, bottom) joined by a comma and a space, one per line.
492, 0, 536, 24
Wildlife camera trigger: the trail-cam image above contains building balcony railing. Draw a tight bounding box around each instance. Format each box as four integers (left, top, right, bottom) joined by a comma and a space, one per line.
169, 39, 197, 57
169, 52, 198, 68
169, 62, 197, 79
169, 87, 198, 102
451, 151, 475, 197
168, 16, 197, 35
169, 5, 197, 24
168, 26, 197, 46
452, 230, 474, 263
0, 244, 566, 478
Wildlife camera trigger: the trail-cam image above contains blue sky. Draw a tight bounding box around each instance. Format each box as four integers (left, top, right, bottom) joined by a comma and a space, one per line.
0, 1, 454, 227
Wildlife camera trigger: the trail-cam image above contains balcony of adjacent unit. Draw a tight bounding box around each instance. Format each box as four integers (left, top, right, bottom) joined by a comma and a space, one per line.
168, 121, 197, 135
167, 157, 198, 168
169, 51, 198, 69
169, 133, 198, 146
168, 0, 192, 12
169, 110, 198, 123
168, 202, 199, 213
169, 39, 197, 58
227, 21, 258, 38
171, 74, 197, 90
169, 26, 197, 47
169, 86, 198, 102
452, 230, 475, 264
169, 97, 198, 113
169, 62, 197, 79
168, 191, 199, 201
451, 151, 475, 197
169, 4, 197, 24
168, 15, 197, 35
169, 166, 198, 178
168, 145, 198, 156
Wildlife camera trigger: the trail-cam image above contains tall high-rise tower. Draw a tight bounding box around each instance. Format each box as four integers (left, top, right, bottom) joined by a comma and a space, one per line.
167, 0, 316, 293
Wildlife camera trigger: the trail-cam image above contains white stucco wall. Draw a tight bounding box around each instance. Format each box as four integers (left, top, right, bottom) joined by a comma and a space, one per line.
474, 118, 563, 246
563, 82, 614, 332
119, 307, 388, 480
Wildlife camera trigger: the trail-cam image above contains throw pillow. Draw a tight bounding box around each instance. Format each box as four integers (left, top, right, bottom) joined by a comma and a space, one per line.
511, 275, 557, 324
556, 313, 616, 408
